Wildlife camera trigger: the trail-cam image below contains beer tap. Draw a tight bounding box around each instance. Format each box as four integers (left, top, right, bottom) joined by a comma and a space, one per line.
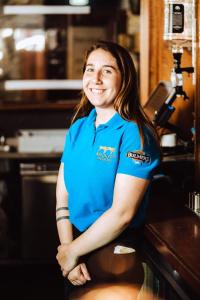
170, 46, 194, 100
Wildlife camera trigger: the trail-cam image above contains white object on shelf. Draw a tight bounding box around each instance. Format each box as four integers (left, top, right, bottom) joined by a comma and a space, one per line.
17, 129, 67, 153
160, 133, 177, 147
69, 0, 89, 5
4, 79, 82, 90
3, 5, 91, 15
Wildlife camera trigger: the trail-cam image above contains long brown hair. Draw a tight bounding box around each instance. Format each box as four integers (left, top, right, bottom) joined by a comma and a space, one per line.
72, 40, 159, 148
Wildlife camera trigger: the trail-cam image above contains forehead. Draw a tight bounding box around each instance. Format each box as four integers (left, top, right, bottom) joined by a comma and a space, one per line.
86, 48, 118, 66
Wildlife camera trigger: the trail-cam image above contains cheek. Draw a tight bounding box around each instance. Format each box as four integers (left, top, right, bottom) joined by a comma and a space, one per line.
82, 77, 89, 92
114, 78, 122, 93
82, 81, 92, 100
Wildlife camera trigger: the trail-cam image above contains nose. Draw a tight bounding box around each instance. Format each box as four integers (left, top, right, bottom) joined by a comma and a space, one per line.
92, 70, 102, 84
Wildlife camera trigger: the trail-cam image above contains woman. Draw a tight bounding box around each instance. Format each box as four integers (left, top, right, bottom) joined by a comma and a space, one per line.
56, 41, 160, 299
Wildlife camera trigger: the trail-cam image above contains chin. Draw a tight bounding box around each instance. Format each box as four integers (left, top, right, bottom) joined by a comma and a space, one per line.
89, 100, 105, 107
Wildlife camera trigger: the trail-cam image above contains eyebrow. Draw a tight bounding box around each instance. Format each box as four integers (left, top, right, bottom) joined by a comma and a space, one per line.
85, 63, 118, 71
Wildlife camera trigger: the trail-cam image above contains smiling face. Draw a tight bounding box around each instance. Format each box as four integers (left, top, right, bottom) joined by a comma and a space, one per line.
82, 48, 122, 110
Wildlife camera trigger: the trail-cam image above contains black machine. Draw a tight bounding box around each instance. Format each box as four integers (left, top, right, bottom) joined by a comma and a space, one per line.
154, 48, 194, 128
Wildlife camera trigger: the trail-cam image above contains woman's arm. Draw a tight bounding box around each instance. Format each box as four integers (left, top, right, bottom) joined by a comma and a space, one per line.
57, 173, 150, 274
56, 163, 91, 284
56, 163, 73, 244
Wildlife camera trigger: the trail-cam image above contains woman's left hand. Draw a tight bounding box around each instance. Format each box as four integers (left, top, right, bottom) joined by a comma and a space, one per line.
56, 243, 79, 277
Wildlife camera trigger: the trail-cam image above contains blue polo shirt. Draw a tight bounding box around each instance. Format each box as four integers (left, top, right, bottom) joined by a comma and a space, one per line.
61, 108, 160, 232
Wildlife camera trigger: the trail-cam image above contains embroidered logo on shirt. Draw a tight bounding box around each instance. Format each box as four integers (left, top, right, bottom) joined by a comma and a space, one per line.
126, 150, 151, 164
96, 146, 115, 162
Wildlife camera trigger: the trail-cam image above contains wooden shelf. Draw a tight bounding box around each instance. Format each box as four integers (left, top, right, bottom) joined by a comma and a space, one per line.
2, 5, 91, 15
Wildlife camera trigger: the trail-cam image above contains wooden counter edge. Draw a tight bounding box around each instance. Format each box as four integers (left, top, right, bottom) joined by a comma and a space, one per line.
143, 223, 200, 298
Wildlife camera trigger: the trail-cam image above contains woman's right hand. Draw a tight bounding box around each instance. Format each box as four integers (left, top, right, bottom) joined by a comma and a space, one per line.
67, 263, 91, 286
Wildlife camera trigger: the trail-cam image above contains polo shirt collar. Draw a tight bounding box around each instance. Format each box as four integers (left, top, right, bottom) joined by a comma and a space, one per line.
86, 108, 125, 129
86, 108, 97, 126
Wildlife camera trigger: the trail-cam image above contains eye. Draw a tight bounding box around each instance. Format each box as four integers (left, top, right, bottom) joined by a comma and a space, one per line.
85, 67, 94, 72
103, 68, 112, 74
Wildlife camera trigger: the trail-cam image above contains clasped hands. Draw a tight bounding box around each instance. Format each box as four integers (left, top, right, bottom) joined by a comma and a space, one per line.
56, 243, 91, 285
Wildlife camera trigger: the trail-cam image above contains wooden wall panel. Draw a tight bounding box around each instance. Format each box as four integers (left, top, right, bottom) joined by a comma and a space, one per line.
195, 0, 200, 189
140, 0, 150, 105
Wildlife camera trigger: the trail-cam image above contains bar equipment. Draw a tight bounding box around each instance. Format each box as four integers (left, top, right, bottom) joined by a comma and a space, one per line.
20, 162, 59, 260
188, 191, 200, 217
150, 1, 195, 136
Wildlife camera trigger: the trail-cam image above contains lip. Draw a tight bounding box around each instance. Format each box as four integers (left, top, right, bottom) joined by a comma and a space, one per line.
89, 88, 105, 94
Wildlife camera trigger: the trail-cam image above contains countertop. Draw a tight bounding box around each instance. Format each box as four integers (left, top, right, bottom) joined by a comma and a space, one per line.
0, 151, 61, 160
144, 190, 200, 299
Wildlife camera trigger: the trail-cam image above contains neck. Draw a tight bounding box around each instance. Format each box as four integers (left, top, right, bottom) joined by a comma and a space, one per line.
95, 107, 116, 127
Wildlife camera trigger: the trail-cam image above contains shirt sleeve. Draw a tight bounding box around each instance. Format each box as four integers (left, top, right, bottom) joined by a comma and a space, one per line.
117, 123, 160, 180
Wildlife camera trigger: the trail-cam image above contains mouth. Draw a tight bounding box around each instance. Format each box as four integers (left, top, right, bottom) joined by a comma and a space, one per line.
90, 88, 105, 95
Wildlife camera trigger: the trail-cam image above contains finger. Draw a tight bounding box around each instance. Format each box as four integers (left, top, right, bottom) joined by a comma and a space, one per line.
68, 276, 86, 285
71, 280, 83, 285
75, 274, 86, 285
56, 253, 61, 263
68, 269, 86, 285
57, 245, 61, 251
57, 245, 65, 254
80, 263, 91, 281
62, 270, 68, 277
71, 280, 82, 286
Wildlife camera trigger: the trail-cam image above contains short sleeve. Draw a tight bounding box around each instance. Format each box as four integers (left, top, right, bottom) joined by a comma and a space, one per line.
61, 130, 71, 163
117, 124, 160, 180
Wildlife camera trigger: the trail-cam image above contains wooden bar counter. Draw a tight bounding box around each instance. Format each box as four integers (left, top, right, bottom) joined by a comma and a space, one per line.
142, 156, 200, 299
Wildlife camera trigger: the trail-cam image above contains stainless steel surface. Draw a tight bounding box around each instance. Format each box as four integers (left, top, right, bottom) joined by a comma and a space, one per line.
20, 162, 59, 260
